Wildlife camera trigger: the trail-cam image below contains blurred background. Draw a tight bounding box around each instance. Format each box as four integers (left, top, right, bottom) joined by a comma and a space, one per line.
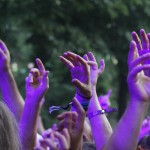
1, 0, 150, 128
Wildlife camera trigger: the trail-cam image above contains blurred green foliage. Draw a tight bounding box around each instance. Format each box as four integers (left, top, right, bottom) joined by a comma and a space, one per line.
1, 0, 150, 128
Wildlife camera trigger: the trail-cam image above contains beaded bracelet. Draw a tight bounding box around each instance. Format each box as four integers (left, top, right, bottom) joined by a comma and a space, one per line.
88, 108, 117, 119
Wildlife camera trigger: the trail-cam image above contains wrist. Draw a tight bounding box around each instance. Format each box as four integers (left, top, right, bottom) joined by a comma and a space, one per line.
0, 68, 12, 78
130, 95, 150, 104
129, 97, 150, 113
91, 86, 96, 91
25, 96, 41, 107
75, 92, 91, 103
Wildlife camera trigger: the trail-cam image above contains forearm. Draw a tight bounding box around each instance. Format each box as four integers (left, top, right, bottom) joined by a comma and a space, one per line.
104, 99, 149, 150
37, 116, 45, 134
88, 88, 112, 150
20, 97, 40, 150
0, 69, 24, 121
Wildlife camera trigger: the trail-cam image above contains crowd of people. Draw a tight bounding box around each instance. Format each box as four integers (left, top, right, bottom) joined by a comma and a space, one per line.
1, 29, 150, 150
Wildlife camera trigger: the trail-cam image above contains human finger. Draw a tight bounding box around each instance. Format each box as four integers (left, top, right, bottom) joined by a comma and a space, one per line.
147, 33, 150, 50
0, 48, 6, 59
83, 54, 89, 61
30, 68, 40, 78
41, 71, 49, 90
72, 98, 86, 131
129, 53, 150, 71
132, 31, 142, 50
40, 139, 57, 150
72, 78, 85, 90
65, 51, 81, 66
87, 52, 96, 62
140, 29, 149, 50
54, 131, 70, 149
128, 41, 139, 66
59, 56, 74, 70
98, 59, 105, 76
36, 58, 45, 75
61, 128, 70, 143
128, 64, 150, 80
42, 128, 53, 139
34, 146, 45, 150
57, 111, 77, 123
87, 52, 98, 70
0, 40, 9, 54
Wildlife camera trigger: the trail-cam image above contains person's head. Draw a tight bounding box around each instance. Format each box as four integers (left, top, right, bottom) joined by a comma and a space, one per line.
0, 101, 21, 150
137, 135, 150, 150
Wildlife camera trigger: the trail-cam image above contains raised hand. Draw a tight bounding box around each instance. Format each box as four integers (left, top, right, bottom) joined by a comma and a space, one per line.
132, 29, 150, 76
34, 128, 70, 150
26, 58, 49, 104
60, 51, 91, 98
127, 40, 150, 102
98, 89, 112, 110
0, 40, 10, 72
57, 98, 86, 150
83, 52, 105, 89
20, 58, 49, 150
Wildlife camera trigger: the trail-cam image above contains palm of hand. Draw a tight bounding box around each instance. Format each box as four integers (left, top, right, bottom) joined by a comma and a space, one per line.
132, 30, 150, 76
71, 66, 88, 83
128, 73, 150, 102
26, 75, 46, 103
26, 77, 42, 96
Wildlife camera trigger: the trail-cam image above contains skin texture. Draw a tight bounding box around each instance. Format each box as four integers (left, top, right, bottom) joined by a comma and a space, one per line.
0, 40, 46, 147
20, 58, 49, 150
60, 52, 92, 100
98, 89, 112, 110
83, 52, 112, 150
60, 51, 112, 150
34, 128, 70, 150
57, 98, 86, 150
104, 30, 150, 150
0, 40, 24, 122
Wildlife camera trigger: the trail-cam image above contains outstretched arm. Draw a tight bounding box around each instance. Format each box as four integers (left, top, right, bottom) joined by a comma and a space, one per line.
84, 52, 112, 150
0, 40, 24, 122
20, 59, 49, 150
60, 51, 112, 150
104, 35, 150, 150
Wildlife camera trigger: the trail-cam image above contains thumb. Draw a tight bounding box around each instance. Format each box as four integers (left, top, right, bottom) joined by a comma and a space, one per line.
72, 79, 84, 89
98, 59, 105, 75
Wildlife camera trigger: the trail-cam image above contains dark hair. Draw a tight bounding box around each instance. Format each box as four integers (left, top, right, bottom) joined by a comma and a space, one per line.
138, 135, 150, 149
0, 101, 22, 150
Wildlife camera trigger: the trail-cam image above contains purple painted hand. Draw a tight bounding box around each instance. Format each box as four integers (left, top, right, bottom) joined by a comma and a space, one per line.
127, 41, 150, 102
26, 58, 49, 104
60, 51, 91, 98
35, 128, 70, 150
57, 98, 86, 150
132, 29, 150, 76
98, 89, 112, 110
0, 40, 10, 72
83, 52, 105, 89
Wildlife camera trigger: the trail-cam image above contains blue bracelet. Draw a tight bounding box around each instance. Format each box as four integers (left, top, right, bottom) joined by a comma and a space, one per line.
80, 101, 90, 111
